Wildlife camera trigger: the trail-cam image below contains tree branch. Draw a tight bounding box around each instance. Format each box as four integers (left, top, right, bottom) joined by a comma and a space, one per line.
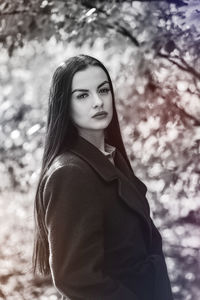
0, 9, 51, 16
171, 101, 200, 126
115, 23, 139, 47
82, 1, 140, 47
158, 52, 200, 80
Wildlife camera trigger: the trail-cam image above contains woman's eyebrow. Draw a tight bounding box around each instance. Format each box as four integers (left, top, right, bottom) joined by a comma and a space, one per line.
97, 80, 109, 89
71, 88, 88, 94
71, 81, 109, 94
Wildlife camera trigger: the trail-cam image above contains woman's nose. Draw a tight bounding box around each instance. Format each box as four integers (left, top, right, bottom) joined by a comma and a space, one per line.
92, 93, 103, 108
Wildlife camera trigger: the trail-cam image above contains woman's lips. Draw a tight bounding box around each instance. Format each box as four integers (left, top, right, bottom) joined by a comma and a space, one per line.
92, 112, 108, 118
93, 114, 107, 119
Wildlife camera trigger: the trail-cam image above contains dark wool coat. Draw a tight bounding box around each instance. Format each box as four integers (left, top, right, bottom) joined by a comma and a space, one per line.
41, 135, 174, 300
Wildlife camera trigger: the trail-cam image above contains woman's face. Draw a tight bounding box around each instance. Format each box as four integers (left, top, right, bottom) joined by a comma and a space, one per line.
70, 66, 113, 137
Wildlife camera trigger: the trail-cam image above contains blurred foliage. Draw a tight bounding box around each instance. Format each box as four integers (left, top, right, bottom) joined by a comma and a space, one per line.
0, 0, 200, 299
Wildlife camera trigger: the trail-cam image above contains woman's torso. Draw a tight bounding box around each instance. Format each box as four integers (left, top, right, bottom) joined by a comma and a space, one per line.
42, 136, 173, 300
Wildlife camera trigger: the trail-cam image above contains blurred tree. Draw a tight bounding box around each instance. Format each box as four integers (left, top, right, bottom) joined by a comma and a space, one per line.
0, 0, 200, 77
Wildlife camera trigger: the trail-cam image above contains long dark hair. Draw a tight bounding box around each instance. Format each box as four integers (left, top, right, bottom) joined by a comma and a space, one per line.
33, 54, 132, 276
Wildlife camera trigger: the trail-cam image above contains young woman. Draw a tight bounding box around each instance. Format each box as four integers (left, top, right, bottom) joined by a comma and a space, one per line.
33, 55, 174, 300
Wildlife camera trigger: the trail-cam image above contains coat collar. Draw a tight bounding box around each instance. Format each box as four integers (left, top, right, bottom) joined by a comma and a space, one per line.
67, 135, 119, 182
66, 135, 152, 240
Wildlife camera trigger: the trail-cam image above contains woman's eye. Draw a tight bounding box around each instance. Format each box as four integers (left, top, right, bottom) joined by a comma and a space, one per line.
77, 93, 88, 99
99, 88, 110, 94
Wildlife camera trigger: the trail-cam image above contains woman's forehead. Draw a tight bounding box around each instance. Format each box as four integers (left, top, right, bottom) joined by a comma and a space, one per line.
72, 66, 109, 90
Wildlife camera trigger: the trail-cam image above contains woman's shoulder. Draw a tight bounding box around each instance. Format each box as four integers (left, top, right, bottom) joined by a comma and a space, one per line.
46, 150, 89, 180
39, 151, 90, 198
40, 151, 99, 209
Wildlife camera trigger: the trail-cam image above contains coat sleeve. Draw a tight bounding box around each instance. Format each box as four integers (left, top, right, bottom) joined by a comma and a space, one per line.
43, 164, 138, 300
149, 219, 174, 300
149, 218, 163, 255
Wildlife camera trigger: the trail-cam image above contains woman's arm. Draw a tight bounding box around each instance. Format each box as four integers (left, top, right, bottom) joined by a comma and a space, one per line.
43, 164, 137, 300
149, 218, 163, 255
149, 219, 174, 300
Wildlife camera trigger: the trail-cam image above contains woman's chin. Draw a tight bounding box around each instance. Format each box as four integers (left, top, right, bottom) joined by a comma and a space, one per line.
92, 116, 112, 128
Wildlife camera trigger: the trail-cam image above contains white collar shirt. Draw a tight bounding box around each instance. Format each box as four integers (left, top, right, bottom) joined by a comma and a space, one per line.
100, 143, 116, 165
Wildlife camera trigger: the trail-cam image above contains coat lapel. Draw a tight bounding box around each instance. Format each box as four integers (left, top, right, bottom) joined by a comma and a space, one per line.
67, 136, 152, 238
114, 150, 150, 216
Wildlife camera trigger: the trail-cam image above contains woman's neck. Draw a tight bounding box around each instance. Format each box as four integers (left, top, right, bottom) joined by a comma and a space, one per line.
78, 130, 105, 151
